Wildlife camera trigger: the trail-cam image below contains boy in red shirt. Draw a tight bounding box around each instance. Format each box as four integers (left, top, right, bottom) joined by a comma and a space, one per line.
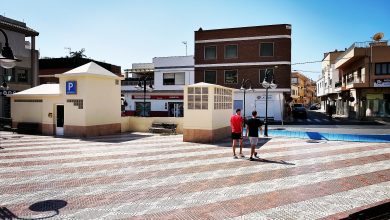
230, 109, 244, 159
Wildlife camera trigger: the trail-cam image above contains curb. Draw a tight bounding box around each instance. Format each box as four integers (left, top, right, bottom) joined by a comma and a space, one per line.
268, 130, 390, 143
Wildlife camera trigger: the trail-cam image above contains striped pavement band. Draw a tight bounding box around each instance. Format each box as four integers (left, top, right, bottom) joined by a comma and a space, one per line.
0, 131, 389, 219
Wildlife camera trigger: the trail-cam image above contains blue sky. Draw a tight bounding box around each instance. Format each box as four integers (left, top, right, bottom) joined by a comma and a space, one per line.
3, 0, 390, 79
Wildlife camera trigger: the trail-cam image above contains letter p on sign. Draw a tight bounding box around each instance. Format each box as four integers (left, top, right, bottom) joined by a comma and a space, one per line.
66, 81, 77, 94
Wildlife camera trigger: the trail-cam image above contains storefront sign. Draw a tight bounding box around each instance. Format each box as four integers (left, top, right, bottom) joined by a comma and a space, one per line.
367, 94, 383, 99
132, 95, 183, 100
374, 79, 390, 87
256, 95, 273, 100
66, 81, 77, 94
1, 90, 17, 96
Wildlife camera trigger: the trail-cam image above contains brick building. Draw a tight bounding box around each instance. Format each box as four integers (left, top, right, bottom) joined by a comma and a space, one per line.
39, 57, 121, 84
194, 24, 291, 120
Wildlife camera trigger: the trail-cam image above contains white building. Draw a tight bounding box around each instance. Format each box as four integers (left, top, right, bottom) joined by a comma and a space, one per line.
121, 56, 194, 117
233, 90, 285, 121
316, 51, 343, 112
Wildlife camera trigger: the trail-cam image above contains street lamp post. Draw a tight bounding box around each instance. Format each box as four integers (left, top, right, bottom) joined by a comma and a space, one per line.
136, 76, 154, 117
262, 68, 278, 137
0, 28, 21, 89
240, 79, 254, 121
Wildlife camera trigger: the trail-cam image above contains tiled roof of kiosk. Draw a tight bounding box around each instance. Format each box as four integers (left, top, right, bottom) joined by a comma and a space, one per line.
62, 62, 118, 77
11, 84, 60, 96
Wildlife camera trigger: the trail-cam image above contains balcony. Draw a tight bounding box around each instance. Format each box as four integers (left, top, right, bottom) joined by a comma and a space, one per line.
346, 79, 366, 89
334, 81, 345, 92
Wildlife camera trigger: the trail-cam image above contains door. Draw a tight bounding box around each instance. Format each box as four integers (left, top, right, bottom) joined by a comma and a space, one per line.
56, 105, 64, 135
168, 102, 184, 117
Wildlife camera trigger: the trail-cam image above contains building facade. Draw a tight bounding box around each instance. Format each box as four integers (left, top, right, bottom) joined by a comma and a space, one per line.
334, 40, 390, 119
194, 24, 292, 121
39, 57, 121, 84
122, 56, 194, 117
291, 72, 317, 107
316, 51, 343, 112
0, 15, 39, 118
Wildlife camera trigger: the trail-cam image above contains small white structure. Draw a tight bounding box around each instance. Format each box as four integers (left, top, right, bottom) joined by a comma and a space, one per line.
183, 83, 233, 143
10, 62, 122, 137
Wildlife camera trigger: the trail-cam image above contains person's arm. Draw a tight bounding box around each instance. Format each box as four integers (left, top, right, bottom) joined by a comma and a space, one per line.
246, 124, 249, 137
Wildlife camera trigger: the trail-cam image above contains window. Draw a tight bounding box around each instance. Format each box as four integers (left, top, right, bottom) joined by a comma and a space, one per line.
204, 46, 217, 60
224, 70, 238, 84
187, 87, 208, 110
163, 72, 185, 85
135, 102, 151, 116
214, 87, 232, 110
204, 70, 217, 84
259, 69, 274, 83
260, 42, 274, 57
4, 68, 16, 82
291, 77, 298, 84
16, 69, 28, 83
224, 45, 237, 59
375, 63, 390, 75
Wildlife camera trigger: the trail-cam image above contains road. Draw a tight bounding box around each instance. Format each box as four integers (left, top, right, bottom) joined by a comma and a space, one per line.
281, 110, 385, 126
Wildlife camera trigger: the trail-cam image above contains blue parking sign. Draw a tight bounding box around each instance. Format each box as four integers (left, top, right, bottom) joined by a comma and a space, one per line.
66, 81, 77, 94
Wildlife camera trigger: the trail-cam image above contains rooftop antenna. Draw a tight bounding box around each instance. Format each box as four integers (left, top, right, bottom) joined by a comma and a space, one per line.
182, 41, 187, 56
64, 47, 71, 57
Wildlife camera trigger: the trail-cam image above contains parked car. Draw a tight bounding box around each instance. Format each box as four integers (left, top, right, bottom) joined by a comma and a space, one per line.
292, 103, 307, 118
309, 103, 320, 110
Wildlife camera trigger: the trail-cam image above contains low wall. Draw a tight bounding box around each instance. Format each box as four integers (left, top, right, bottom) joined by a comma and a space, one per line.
121, 116, 184, 134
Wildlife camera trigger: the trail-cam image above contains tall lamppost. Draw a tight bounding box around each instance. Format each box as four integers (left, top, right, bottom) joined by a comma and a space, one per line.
262, 68, 277, 137
0, 29, 21, 88
136, 76, 154, 117
240, 79, 254, 121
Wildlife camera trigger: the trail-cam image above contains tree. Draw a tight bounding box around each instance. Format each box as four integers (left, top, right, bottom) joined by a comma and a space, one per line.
70, 48, 87, 58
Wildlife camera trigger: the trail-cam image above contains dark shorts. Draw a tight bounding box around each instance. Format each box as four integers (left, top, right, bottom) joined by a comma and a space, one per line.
231, 132, 242, 140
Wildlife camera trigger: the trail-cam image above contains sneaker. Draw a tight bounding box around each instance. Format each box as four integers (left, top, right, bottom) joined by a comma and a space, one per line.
240, 153, 245, 158
233, 155, 238, 159
249, 157, 255, 161
254, 152, 259, 158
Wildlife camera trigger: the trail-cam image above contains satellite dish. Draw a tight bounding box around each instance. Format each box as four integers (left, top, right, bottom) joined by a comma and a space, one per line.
372, 32, 384, 41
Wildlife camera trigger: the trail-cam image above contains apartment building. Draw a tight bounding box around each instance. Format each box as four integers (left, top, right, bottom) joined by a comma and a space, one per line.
291, 72, 317, 106
316, 50, 344, 112
0, 15, 39, 118
121, 56, 194, 117
194, 24, 292, 121
334, 39, 390, 119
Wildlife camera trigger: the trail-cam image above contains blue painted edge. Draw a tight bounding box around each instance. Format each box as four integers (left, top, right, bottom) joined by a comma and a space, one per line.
268, 130, 390, 143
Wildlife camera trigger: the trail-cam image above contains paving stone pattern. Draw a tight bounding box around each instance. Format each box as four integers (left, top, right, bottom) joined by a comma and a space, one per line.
0, 131, 389, 219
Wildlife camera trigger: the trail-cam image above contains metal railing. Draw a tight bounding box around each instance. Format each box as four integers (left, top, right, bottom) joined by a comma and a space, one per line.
335, 40, 388, 63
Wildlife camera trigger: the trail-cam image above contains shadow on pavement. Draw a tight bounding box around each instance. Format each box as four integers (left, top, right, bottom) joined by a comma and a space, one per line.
213, 137, 272, 149
77, 133, 154, 143
0, 199, 67, 220
340, 201, 390, 220
251, 158, 295, 165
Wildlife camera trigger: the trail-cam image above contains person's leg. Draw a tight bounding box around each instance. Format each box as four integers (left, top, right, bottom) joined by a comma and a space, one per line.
232, 139, 237, 157
239, 137, 244, 156
251, 144, 255, 158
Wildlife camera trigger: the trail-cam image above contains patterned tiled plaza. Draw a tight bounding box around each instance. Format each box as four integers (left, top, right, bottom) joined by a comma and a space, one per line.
0, 131, 389, 219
